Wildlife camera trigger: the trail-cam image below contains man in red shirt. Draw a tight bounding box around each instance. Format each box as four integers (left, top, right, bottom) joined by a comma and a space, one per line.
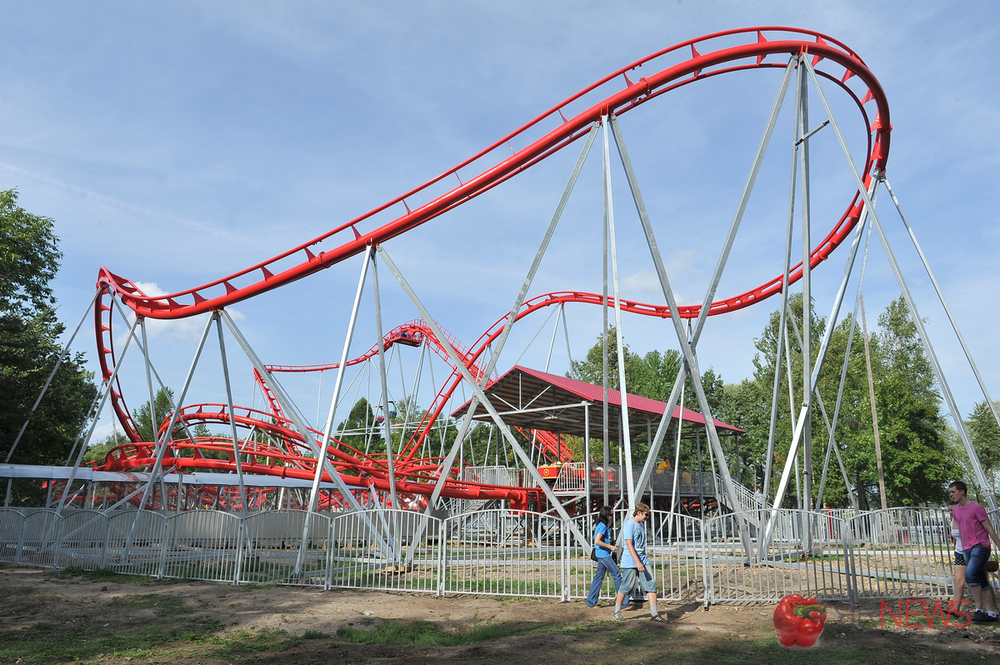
949, 481, 1000, 622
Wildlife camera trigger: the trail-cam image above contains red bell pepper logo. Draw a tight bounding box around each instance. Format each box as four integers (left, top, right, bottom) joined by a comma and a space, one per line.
773, 594, 826, 648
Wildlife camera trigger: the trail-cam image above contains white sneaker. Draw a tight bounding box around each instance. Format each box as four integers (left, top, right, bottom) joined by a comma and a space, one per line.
613, 611, 625, 621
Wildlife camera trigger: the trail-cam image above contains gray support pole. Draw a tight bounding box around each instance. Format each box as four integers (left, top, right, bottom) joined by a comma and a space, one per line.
763, 59, 807, 510
882, 176, 1000, 442
805, 56, 996, 510
561, 303, 573, 368
134, 314, 214, 513
376, 245, 591, 549
870, 212, 996, 508
669, 369, 687, 516
585, 403, 591, 509
120, 312, 212, 561
861, 298, 887, 511
141, 318, 158, 448
407, 125, 600, 560
788, 295, 860, 510
647, 416, 653, 509
215, 312, 248, 516
630, 59, 796, 501
602, 115, 636, 507
219, 310, 368, 514
681, 58, 798, 349
544, 303, 562, 371
5, 287, 101, 463
601, 117, 612, 509
400, 339, 426, 453
607, 114, 753, 560
697, 432, 705, 520
54, 314, 142, 515
371, 250, 402, 564
798, 62, 814, 514
814, 207, 876, 512
110, 299, 209, 449
306, 245, 373, 513
783, 184, 876, 510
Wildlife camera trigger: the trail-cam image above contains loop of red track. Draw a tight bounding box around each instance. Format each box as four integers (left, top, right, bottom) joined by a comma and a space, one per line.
90, 28, 891, 508
95, 26, 889, 322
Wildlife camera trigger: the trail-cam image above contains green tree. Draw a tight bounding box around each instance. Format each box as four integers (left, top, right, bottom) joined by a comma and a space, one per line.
87, 387, 213, 465
866, 298, 955, 505
734, 294, 956, 508
569, 327, 722, 411
1, 189, 97, 504
966, 400, 1000, 496
132, 387, 180, 442
568, 326, 641, 391
336, 398, 383, 453
567, 327, 726, 468
715, 378, 771, 490
83, 429, 129, 464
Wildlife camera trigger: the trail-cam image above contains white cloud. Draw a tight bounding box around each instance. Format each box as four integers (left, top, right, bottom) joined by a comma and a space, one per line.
109, 281, 246, 346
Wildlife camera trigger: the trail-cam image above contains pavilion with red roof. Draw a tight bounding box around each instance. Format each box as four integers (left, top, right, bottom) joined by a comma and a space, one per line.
450, 365, 742, 441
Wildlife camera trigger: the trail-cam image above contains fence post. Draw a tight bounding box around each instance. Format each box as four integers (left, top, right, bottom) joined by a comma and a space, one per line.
561, 519, 570, 602
233, 518, 245, 586
52, 514, 64, 569
436, 516, 448, 598
99, 513, 109, 569
157, 516, 168, 579
13, 511, 25, 566
844, 516, 859, 605
324, 516, 334, 592
701, 515, 712, 609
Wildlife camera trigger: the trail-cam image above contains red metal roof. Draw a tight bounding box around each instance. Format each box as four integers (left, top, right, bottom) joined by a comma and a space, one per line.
451, 365, 743, 434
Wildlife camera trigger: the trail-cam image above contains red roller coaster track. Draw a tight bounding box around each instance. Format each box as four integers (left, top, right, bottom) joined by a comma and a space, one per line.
89, 27, 890, 511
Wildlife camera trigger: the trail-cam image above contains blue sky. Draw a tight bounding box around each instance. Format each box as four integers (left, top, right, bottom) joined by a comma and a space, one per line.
2, 1, 999, 447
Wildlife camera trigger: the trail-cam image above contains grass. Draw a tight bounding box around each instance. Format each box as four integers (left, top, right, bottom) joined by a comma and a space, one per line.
337, 618, 529, 646
51, 565, 197, 586
0, 599, 224, 664
302, 629, 328, 639
53, 566, 154, 584
207, 626, 302, 659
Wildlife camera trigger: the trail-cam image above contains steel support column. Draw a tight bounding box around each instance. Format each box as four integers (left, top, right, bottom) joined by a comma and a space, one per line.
376, 245, 591, 550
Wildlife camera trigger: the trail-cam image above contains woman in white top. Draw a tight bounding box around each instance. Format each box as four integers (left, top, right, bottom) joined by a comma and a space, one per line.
952, 518, 967, 613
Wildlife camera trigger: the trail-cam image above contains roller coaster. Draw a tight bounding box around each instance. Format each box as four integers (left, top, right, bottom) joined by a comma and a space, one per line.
75, 26, 895, 516
12, 25, 996, 528
9, 27, 1000, 608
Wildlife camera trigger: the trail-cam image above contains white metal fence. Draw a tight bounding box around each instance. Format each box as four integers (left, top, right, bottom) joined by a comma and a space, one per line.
1, 506, 994, 604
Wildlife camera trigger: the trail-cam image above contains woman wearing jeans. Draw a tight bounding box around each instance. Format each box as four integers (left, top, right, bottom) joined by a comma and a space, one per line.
950, 480, 1000, 622
585, 506, 626, 608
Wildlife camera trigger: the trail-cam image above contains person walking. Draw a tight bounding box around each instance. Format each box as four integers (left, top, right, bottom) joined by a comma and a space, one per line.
949, 480, 1000, 622
585, 506, 626, 608
948, 508, 968, 618
614, 502, 665, 623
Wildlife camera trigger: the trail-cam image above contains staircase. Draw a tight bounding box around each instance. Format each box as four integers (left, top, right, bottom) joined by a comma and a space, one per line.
714, 473, 768, 514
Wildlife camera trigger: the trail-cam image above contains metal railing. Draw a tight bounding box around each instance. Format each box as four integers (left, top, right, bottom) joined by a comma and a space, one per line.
551, 464, 720, 498
1, 506, 994, 605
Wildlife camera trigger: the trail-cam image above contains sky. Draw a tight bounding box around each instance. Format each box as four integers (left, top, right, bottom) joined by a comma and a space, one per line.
2, 1, 999, 450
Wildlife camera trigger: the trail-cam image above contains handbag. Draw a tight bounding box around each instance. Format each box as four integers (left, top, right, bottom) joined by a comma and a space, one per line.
591, 544, 619, 563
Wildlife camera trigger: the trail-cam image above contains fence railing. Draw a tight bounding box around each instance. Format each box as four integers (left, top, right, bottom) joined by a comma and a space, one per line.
1, 506, 993, 605
551, 464, 719, 498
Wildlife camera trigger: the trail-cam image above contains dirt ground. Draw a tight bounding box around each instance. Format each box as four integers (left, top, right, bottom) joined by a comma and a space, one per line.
2, 565, 1000, 664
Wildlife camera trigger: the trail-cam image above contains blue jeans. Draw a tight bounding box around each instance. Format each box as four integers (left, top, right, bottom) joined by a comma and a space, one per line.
586, 556, 625, 606
964, 544, 993, 588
